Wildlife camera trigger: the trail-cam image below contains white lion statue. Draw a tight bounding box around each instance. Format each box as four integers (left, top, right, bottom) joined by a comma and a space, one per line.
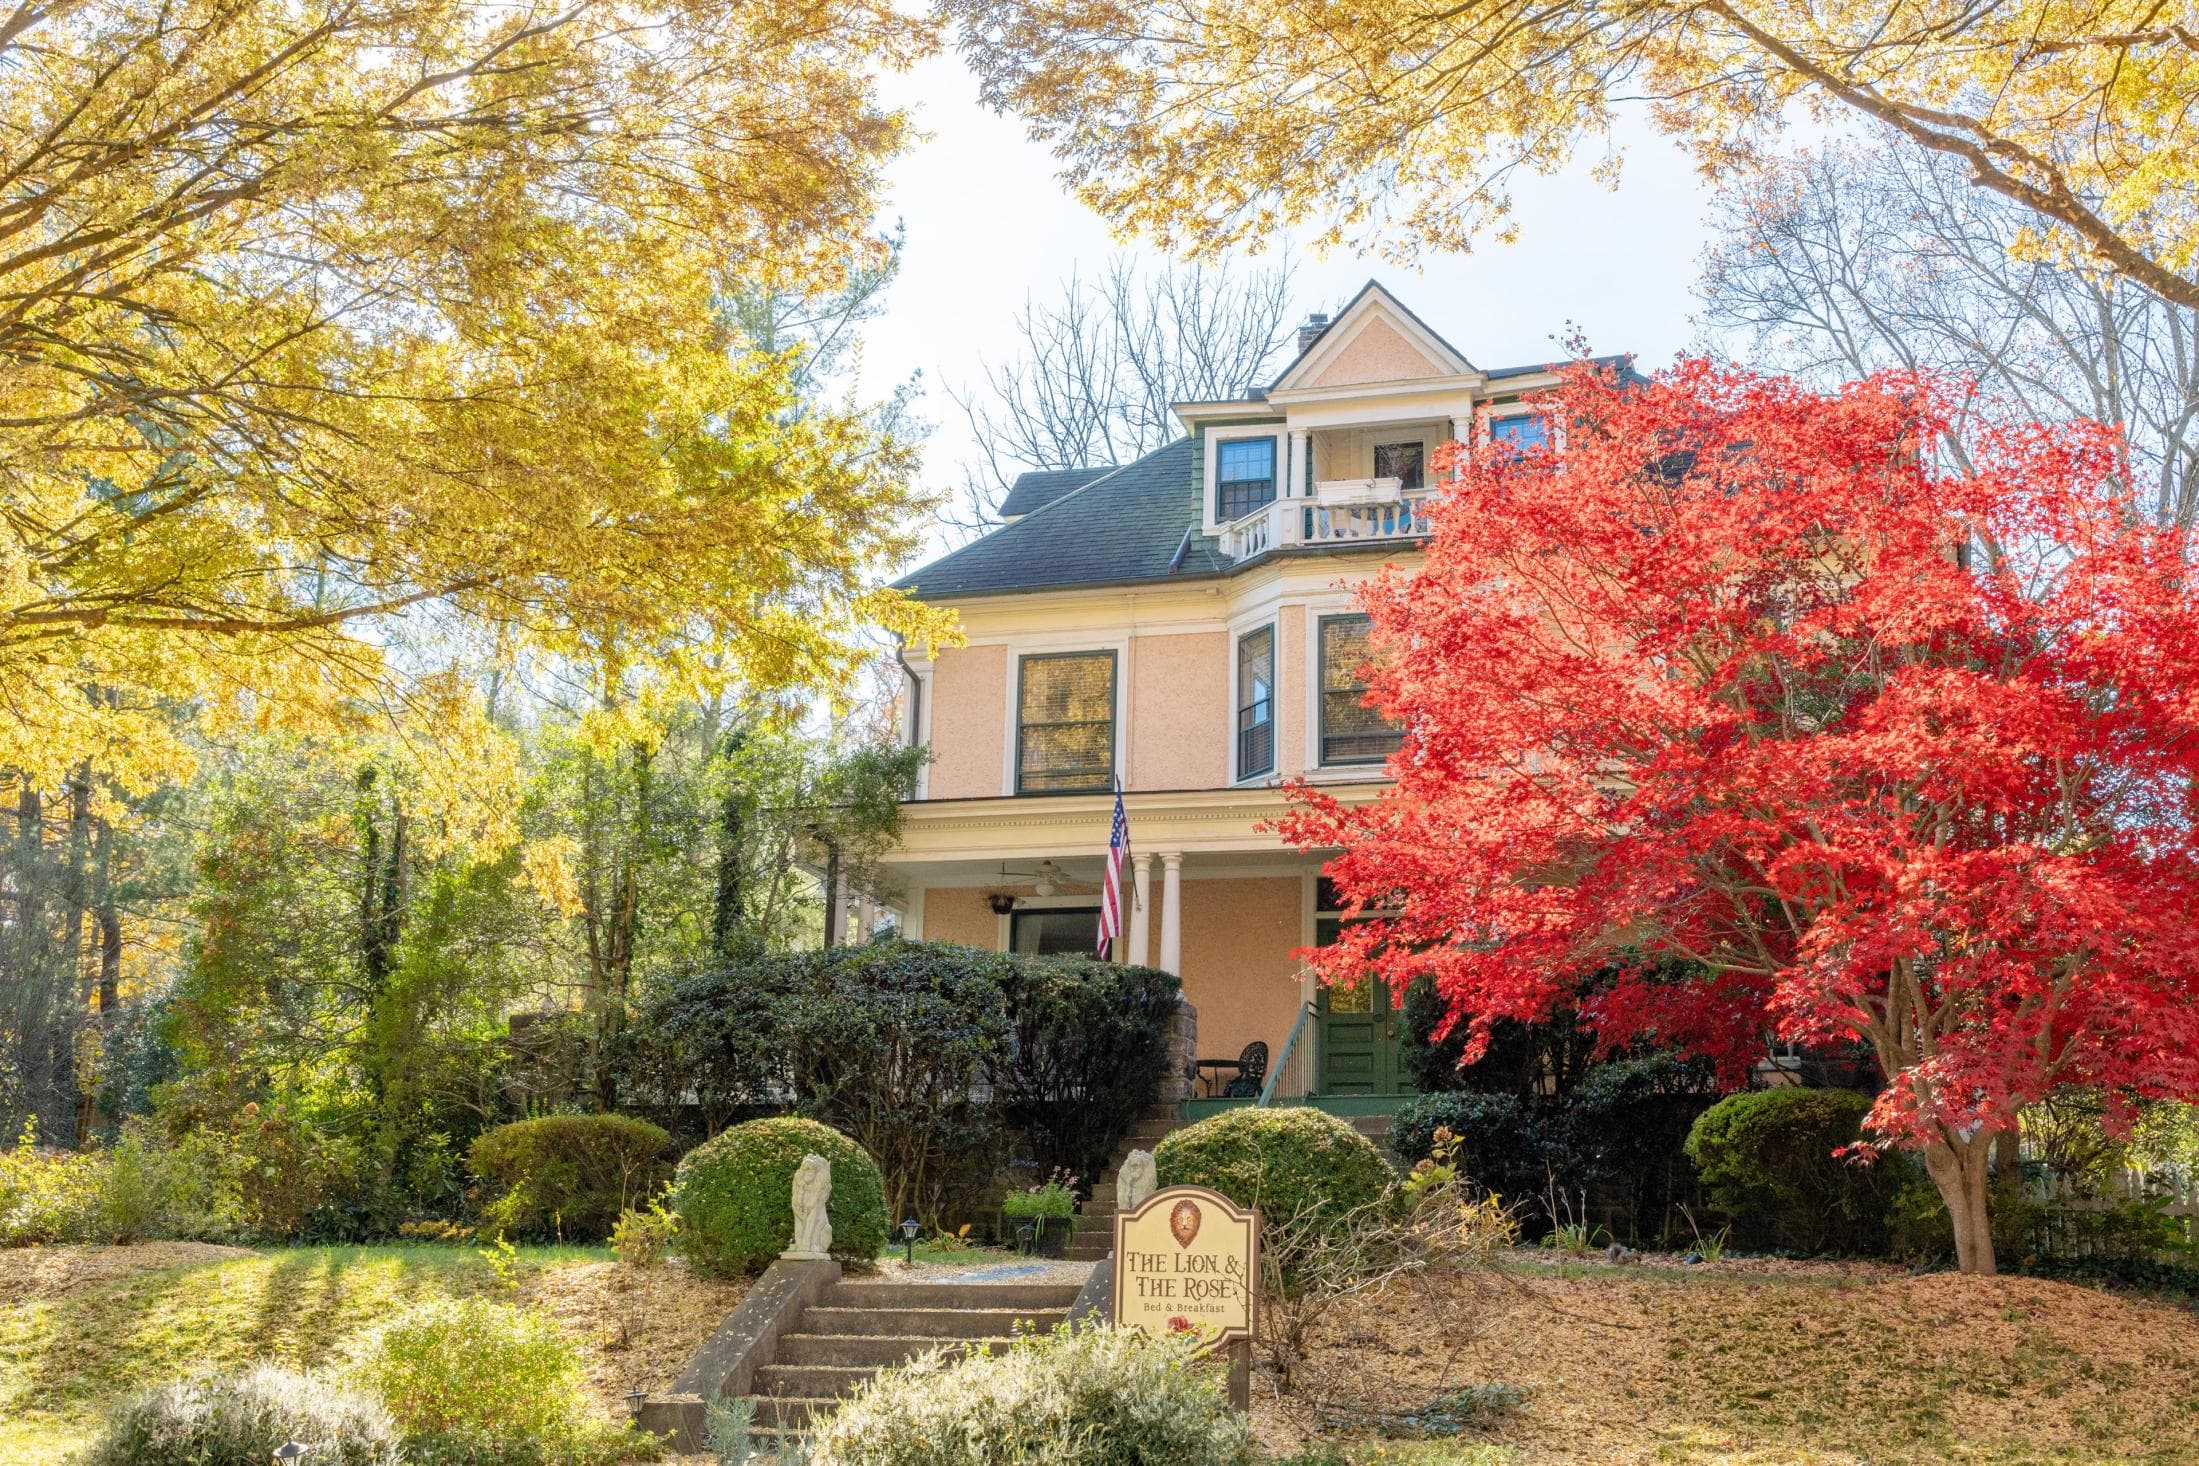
1116, 1148, 1158, 1213
784, 1153, 833, 1259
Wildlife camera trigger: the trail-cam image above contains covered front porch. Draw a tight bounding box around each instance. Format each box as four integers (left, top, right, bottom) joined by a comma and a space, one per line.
882, 787, 1420, 1113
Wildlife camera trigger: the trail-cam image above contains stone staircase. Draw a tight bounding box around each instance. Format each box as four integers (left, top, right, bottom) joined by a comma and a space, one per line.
1065, 1104, 1184, 1261
740, 1278, 1081, 1437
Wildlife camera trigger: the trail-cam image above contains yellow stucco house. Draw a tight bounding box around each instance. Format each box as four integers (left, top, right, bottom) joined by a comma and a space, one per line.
882, 282, 1575, 1117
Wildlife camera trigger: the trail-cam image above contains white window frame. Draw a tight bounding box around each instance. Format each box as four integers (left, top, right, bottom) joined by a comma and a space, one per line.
1203, 424, 1287, 534
1305, 604, 1402, 775
999, 633, 1132, 797
1228, 619, 1279, 784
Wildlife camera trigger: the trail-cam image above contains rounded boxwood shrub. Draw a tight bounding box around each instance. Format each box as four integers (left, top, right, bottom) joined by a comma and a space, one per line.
1154, 1105, 1393, 1237
468, 1113, 672, 1241
80, 1365, 401, 1466
1685, 1087, 1898, 1254
806, 1324, 1252, 1466
674, 1115, 887, 1275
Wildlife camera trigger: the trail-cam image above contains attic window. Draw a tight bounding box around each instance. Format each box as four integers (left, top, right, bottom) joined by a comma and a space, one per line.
1216, 437, 1277, 521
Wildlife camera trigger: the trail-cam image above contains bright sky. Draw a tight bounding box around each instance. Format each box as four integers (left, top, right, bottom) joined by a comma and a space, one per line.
856, 54, 1723, 506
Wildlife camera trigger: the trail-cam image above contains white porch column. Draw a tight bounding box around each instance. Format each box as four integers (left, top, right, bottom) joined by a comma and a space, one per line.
1288, 429, 1310, 499
1449, 415, 1474, 476
1126, 852, 1153, 967
1159, 852, 1184, 975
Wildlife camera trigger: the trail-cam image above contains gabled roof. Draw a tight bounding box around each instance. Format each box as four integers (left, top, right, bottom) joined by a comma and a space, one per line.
999, 466, 1111, 519
894, 437, 1228, 600
1266, 279, 1477, 394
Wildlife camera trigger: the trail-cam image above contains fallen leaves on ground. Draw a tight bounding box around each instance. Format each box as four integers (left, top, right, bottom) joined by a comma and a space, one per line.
1255, 1253, 2199, 1465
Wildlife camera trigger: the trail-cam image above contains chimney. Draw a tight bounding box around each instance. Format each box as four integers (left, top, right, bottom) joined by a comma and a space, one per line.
1297, 312, 1330, 354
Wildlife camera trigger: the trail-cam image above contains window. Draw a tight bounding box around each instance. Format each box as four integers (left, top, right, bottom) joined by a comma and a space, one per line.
1373, 441, 1424, 490
1216, 437, 1277, 521
1017, 651, 1115, 794
1319, 615, 1402, 765
1491, 414, 1548, 453
1236, 625, 1275, 778
1012, 907, 1100, 955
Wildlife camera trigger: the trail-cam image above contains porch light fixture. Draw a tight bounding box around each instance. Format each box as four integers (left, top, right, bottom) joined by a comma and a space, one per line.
901, 1216, 921, 1264
986, 891, 1017, 915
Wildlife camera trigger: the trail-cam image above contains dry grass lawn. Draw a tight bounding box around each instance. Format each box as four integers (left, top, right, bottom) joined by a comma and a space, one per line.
1253, 1254, 2199, 1465
0, 1242, 748, 1466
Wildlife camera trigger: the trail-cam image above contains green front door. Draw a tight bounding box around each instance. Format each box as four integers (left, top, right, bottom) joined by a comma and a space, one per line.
1316, 976, 1409, 1095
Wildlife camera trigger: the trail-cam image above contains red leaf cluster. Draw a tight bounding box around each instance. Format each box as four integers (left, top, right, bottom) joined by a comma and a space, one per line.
1278, 359, 2199, 1149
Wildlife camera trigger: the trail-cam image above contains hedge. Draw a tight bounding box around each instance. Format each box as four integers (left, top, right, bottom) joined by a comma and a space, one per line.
468, 1114, 672, 1242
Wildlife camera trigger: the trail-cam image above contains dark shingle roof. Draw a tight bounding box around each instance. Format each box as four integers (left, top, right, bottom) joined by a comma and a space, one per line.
896, 437, 1228, 599
999, 467, 1111, 518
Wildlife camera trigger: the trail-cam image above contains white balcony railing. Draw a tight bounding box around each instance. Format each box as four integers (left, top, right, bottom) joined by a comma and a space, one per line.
1217, 479, 1434, 561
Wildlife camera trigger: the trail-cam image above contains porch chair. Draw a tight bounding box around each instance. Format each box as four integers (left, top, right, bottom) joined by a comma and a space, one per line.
1218, 1041, 1269, 1099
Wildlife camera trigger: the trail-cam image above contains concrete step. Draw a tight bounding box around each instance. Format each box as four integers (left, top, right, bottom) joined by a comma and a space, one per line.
1064, 1243, 1110, 1261
795, 1306, 1069, 1338
743, 1394, 836, 1429
819, 1280, 1080, 1310
752, 1363, 875, 1401
774, 1332, 1016, 1368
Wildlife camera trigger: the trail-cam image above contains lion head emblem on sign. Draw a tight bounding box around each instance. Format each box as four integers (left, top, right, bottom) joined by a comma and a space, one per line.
1169, 1197, 1201, 1248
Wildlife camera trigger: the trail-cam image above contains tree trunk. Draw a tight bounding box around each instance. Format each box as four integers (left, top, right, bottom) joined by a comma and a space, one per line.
91, 814, 120, 1027
711, 730, 748, 962
1922, 1132, 1998, 1274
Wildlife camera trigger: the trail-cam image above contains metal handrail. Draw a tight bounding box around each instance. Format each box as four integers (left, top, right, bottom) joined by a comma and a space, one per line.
1258, 1000, 1316, 1107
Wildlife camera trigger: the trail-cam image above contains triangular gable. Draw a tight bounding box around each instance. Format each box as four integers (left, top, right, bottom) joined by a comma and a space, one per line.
1270, 281, 1475, 393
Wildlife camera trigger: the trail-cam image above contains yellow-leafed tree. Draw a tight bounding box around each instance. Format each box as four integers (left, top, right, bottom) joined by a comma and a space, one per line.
945, 0, 2199, 305
0, 0, 952, 793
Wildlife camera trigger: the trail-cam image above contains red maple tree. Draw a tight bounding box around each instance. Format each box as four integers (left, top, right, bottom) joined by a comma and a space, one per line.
1279, 359, 2199, 1274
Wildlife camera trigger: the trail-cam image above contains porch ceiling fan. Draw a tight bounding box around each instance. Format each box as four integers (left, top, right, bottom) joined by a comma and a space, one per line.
986, 859, 1096, 899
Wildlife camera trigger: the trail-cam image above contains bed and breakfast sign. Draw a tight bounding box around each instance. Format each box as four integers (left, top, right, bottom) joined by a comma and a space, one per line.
1111, 1185, 1259, 1348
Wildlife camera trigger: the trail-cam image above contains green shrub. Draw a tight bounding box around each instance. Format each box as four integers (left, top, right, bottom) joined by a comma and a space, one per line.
805, 1324, 1253, 1466
611, 1188, 680, 1267
78, 1365, 401, 1466
990, 954, 1180, 1192
622, 940, 1180, 1225
1155, 1106, 1393, 1241
345, 1296, 651, 1466
468, 1113, 672, 1241
1388, 1092, 1545, 1203
0, 1120, 108, 1243
674, 1115, 887, 1275
1685, 1088, 1901, 1254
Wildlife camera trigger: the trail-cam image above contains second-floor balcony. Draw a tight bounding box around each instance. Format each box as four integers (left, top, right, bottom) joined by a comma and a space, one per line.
1217, 476, 1435, 562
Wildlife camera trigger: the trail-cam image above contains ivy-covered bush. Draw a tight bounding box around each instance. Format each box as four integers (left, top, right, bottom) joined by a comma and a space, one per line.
674, 1115, 887, 1275
1155, 1106, 1392, 1242
1685, 1088, 1900, 1254
468, 1114, 672, 1241
346, 1296, 652, 1466
990, 954, 1179, 1188
79, 1365, 401, 1466
805, 1324, 1253, 1466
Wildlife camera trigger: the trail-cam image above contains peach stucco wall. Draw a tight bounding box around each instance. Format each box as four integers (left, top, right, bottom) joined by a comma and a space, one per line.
927, 643, 1006, 799
1176, 876, 1305, 1071
924, 886, 1001, 949
1129, 631, 1227, 790
1311, 318, 1442, 388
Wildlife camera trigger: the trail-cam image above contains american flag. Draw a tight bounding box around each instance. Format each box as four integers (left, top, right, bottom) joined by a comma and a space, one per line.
1097, 781, 1130, 960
